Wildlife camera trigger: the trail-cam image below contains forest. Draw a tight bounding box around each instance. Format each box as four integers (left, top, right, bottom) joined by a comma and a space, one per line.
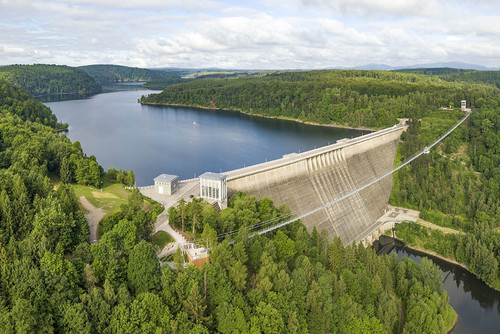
0, 64, 102, 97
143, 77, 194, 90
140, 69, 499, 129
0, 77, 458, 333
389, 97, 500, 288
396, 68, 500, 88
78, 65, 178, 85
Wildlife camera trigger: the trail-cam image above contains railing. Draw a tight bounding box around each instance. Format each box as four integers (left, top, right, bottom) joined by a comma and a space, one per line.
179, 178, 199, 183
225, 124, 407, 181
129, 185, 154, 190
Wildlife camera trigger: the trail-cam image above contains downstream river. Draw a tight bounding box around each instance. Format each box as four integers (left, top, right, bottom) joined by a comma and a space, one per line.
44, 84, 365, 186
44, 84, 500, 332
391, 244, 500, 333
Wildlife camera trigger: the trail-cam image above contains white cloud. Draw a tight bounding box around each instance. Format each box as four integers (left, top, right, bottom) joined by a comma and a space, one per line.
266, 0, 439, 17
0, 0, 498, 68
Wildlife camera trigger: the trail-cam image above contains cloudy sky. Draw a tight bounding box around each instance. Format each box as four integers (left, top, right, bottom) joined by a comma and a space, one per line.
1, 0, 499, 69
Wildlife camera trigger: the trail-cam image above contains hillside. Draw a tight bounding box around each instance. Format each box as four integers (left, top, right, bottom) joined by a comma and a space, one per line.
396, 68, 500, 88
143, 77, 193, 90
0, 79, 58, 127
0, 64, 101, 97
0, 78, 459, 333
79, 64, 177, 84
140, 69, 498, 129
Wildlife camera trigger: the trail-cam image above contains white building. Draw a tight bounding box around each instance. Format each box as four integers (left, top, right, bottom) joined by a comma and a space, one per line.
199, 172, 227, 203
154, 174, 179, 195
461, 100, 467, 111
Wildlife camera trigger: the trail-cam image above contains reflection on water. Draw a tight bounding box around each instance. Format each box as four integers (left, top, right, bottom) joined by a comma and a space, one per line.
382, 238, 500, 333
37, 92, 95, 103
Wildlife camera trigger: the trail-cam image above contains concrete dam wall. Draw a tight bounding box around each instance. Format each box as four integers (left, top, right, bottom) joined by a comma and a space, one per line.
226, 125, 406, 244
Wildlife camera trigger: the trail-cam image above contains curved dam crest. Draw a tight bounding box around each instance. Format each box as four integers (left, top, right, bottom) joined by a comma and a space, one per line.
225, 125, 406, 244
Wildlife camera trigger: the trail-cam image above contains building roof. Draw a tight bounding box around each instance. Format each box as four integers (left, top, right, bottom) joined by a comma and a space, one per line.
199, 172, 226, 181
185, 246, 209, 261
154, 174, 178, 182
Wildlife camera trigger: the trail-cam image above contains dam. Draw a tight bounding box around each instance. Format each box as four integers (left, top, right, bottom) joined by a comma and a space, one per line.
140, 124, 407, 244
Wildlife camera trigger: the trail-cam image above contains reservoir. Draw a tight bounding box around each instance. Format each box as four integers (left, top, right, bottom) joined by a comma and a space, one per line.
44, 84, 365, 186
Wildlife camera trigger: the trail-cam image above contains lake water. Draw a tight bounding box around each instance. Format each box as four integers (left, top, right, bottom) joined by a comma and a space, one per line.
392, 245, 500, 333
44, 84, 365, 186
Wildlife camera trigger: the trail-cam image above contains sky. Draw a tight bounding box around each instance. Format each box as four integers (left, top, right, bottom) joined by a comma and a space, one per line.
1, 0, 499, 69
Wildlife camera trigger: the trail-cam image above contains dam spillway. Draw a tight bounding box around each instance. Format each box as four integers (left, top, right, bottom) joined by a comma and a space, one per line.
225, 125, 406, 244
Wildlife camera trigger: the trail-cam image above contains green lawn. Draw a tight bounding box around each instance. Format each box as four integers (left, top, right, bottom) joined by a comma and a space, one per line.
72, 181, 154, 214
152, 231, 174, 250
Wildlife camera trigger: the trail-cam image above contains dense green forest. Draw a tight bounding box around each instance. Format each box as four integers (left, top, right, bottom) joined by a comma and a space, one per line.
394, 222, 500, 288
143, 70, 276, 90
144, 77, 194, 90
79, 65, 177, 84
0, 64, 101, 97
390, 97, 500, 288
140, 69, 499, 129
0, 78, 458, 332
396, 68, 500, 89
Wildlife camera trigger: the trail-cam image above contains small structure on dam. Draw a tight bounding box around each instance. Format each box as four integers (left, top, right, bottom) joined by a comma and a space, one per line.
154, 174, 179, 195
200, 172, 227, 208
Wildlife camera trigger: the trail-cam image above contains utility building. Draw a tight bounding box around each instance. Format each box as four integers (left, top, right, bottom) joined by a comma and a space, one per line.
154, 174, 179, 195
199, 172, 227, 202
184, 243, 209, 268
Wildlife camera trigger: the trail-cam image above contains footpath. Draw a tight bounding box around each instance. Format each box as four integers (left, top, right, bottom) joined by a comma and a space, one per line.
416, 219, 463, 234
155, 210, 188, 258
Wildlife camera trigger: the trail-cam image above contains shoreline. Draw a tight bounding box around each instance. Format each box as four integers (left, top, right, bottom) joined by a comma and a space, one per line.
139, 101, 377, 132
33, 90, 102, 99
391, 236, 500, 292
382, 237, 459, 333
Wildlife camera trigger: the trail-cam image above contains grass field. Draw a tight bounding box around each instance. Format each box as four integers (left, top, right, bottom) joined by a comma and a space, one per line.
152, 231, 174, 250
72, 181, 154, 214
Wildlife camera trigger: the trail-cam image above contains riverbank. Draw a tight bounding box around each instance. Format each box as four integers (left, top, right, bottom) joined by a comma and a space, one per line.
389, 235, 500, 292
139, 101, 377, 132
392, 236, 470, 271
377, 236, 459, 333
33, 89, 102, 99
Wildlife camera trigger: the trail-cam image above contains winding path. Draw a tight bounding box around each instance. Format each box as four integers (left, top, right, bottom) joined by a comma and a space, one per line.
416, 219, 463, 234
155, 210, 188, 257
79, 196, 106, 243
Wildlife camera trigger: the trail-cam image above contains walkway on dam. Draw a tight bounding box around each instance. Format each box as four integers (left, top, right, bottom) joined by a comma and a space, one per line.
224, 124, 406, 181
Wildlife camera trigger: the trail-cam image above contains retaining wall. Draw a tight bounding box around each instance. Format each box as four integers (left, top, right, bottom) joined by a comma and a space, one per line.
226, 126, 405, 244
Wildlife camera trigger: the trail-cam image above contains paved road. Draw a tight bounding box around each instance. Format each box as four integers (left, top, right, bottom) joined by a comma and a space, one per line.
155, 211, 188, 257
416, 219, 463, 234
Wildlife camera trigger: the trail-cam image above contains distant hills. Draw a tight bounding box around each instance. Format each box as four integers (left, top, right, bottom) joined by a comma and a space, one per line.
78, 64, 178, 85
340, 62, 499, 71
1, 62, 497, 98
0, 64, 101, 97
